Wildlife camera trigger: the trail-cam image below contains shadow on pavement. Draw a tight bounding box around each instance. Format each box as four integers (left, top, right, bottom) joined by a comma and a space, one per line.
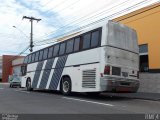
25, 89, 132, 101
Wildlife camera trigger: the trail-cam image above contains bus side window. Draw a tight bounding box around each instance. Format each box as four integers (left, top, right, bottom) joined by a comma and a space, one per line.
91, 30, 99, 48
66, 39, 74, 54
28, 54, 32, 63
59, 42, 66, 55
82, 32, 91, 50
74, 37, 80, 52
53, 44, 59, 57
48, 46, 54, 58
39, 50, 44, 61
24, 56, 28, 63
31, 53, 35, 63
43, 48, 48, 60
35, 51, 39, 62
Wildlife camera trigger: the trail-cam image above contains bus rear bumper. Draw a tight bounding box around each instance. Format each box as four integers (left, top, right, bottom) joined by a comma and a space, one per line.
100, 77, 139, 92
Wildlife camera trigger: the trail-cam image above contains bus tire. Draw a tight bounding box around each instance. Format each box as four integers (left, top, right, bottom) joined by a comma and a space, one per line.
26, 78, 33, 91
61, 77, 72, 96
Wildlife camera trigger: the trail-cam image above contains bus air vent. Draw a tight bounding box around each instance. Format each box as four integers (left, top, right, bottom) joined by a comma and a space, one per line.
82, 69, 96, 88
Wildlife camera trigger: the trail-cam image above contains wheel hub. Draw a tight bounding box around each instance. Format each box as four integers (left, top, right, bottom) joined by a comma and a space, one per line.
63, 81, 69, 93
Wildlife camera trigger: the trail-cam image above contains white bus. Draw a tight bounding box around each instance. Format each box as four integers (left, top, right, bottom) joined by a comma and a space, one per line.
21, 21, 139, 95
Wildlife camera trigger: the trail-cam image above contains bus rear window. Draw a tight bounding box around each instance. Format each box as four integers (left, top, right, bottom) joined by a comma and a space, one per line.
107, 21, 138, 53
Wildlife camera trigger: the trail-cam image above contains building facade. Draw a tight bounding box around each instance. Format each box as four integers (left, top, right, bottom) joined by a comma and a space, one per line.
113, 3, 160, 93
12, 57, 24, 76
2, 55, 24, 82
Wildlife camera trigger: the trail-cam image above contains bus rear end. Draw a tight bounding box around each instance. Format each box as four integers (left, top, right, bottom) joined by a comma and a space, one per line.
101, 21, 139, 92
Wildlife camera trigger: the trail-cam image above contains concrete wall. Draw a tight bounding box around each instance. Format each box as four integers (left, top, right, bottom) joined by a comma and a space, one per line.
138, 73, 160, 93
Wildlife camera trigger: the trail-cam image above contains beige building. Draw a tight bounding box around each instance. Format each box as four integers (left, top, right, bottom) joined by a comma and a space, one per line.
12, 57, 24, 76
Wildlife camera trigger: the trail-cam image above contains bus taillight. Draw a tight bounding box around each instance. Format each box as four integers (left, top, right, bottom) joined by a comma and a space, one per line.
104, 65, 110, 75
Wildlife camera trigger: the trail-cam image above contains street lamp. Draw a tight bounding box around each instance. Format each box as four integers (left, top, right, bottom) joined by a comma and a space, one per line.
12, 26, 29, 39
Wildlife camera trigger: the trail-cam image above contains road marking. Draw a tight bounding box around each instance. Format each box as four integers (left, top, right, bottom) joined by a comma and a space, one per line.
63, 97, 114, 107
0, 88, 4, 89
14, 89, 30, 93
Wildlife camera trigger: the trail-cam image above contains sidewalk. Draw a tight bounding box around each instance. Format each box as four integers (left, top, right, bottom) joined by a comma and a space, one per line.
0, 82, 9, 88
103, 92, 160, 101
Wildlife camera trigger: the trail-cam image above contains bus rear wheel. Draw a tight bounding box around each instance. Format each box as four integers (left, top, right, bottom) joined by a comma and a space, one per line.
61, 77, 71, 96
26, 79, 33, 91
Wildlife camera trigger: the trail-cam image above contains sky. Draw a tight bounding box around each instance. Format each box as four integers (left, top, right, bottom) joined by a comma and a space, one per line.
0, 0, 159, 56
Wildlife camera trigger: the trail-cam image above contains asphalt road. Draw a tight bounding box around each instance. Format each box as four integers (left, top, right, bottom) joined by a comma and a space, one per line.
0, 83, 160, 115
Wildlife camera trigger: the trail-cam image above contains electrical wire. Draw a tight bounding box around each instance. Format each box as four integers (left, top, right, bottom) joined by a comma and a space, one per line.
6, 45, 30, 64
41, 0, 53, 7
56, 0, 151, 31
34, 1, 159, 48
35, 0, 130, 40
44, 0, 69, 14
34, 0, 83, 39
116, 3, 160, 22
0, 50, 28, 54
124, 10, 160, 24
38, 0, 147, 40
34, 0, 152, 45
19, 1, 159, 51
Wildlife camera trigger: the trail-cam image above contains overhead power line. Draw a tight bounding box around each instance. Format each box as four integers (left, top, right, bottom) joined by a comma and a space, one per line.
57, 0, 151, 32
41, 0, 53, 7
38, 0, 149, 40
0, 50, 28, 54
124, 10, 160, 24
44, 0, 68, 14
35, 0, 130, 40
116, 3, 160, 22
34, 0, 152, 45
6, 45, 30, 64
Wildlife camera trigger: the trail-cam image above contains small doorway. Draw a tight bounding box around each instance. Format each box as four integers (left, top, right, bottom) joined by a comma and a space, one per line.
139, 44, 149, 72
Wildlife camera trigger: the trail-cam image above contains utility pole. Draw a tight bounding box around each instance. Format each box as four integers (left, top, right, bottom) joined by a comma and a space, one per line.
22, 16, 41, 52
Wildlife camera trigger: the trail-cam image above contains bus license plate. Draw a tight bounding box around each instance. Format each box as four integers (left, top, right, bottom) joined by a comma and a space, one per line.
122, 72, 128, 77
